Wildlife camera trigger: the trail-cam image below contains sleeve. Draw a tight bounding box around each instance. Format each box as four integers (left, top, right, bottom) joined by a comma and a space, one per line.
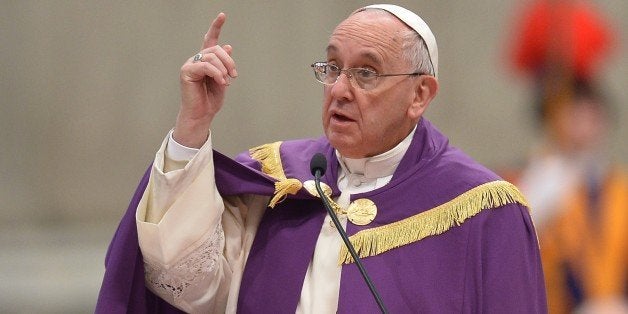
463, 203, 548, 314
134, 131, 237, 313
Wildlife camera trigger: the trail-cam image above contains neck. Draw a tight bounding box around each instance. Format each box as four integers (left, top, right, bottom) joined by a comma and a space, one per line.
336, 124, 417, 178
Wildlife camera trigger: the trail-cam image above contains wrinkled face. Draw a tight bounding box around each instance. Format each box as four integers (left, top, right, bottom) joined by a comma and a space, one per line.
322, 11, 423, 158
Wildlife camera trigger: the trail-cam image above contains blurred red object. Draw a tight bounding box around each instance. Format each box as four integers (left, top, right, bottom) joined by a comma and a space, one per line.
510, 0, 615, 79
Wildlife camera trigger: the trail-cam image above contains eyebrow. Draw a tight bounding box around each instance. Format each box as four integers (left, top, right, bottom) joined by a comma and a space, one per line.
326, 44, 383, 66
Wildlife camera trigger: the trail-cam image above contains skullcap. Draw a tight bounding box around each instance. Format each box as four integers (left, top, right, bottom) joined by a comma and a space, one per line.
356, 4, 438, 76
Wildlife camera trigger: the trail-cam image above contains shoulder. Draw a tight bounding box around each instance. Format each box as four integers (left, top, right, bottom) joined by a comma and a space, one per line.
401, 118, 502, 194
234, 136, 330, 179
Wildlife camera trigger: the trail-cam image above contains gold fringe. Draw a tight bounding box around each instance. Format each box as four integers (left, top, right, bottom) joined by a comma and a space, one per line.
249, 141, 307, 208
249, 142, 286, 180
268, 178, 303, 208
338, 181, 529, 264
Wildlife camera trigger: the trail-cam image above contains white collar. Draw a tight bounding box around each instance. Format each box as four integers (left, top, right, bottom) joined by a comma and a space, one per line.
336, 125, 416, 179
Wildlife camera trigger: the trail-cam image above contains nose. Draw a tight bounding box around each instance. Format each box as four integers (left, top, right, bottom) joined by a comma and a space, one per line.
329, 71, 354, 101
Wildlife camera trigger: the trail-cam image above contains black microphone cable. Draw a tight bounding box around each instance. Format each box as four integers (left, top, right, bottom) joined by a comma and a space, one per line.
309, 153, 388, 314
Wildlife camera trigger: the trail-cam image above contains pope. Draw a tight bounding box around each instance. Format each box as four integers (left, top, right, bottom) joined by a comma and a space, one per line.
96, 4, 547, 313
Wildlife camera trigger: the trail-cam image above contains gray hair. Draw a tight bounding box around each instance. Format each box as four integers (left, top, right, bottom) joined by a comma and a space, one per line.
363, 8, 435, 76
402, 31, 435, 76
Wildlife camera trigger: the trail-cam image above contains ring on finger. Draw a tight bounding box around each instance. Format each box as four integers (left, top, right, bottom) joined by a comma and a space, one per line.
192, 53, 204, 63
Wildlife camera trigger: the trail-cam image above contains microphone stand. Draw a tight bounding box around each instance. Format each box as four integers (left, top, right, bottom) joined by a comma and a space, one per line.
313, 169, 388, 314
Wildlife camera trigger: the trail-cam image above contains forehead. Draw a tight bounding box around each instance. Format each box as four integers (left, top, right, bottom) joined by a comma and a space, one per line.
327, 10, 410, 66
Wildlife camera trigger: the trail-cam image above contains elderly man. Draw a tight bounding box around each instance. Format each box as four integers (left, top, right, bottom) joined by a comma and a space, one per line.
97, 4, 547, 313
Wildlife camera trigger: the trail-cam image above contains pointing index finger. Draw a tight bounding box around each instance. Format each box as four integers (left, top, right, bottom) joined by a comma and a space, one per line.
202, 12, 226, 50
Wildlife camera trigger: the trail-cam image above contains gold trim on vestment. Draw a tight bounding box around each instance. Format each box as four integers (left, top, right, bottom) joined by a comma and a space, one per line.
303, 180, 332, 198
249, 142, 304, 208
303, 180, 346, 216
249, 142, 286, 180
338, 180, 529, 265
269, 178, 303, 208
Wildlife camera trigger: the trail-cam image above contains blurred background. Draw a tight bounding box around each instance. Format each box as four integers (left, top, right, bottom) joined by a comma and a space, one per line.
1, 0, 626, 312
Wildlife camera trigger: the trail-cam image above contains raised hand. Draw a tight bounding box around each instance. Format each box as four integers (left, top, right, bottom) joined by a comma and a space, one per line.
173, 12, 238, 148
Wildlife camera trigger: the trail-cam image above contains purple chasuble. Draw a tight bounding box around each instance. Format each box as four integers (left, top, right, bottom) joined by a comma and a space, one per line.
96, 118, 547, 313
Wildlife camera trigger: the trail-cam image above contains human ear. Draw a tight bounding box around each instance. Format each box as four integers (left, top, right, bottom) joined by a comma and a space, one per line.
407, 75, 439, 119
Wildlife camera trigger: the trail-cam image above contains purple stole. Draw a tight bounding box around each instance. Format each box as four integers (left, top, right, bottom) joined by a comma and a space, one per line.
235, 118, 545, 313
96, 118, 547, 313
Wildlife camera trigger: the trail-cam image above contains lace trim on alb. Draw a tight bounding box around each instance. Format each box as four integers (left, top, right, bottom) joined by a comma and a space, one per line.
144, 224, 224, 300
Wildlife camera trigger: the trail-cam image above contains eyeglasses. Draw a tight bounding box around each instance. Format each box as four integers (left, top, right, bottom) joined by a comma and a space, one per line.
311, 61, 422, 90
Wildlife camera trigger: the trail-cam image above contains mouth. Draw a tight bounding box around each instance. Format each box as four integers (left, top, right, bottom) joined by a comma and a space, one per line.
333, 113, 352, 121
330, 112, 355, 124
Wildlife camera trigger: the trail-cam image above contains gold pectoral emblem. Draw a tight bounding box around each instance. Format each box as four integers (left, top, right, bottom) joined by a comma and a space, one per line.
303, 180, 345, 216
346, 198, 377, 225
303, 180, 332, 198
303, 180, 378, 225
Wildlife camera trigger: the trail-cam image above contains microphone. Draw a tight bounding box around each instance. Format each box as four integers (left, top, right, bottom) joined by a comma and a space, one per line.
309, 153, 327, 177
309, 153, 388, 313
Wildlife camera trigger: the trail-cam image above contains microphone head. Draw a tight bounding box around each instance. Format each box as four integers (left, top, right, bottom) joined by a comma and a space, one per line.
310, 153, 327, 176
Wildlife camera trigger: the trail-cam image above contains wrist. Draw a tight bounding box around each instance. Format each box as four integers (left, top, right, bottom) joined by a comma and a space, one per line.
173, 116, 212, 148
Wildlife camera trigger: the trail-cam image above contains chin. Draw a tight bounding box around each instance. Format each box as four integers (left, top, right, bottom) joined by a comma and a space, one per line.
333, 141, 368, 158
326, 128, 371, 156
327, 134, 354, 154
